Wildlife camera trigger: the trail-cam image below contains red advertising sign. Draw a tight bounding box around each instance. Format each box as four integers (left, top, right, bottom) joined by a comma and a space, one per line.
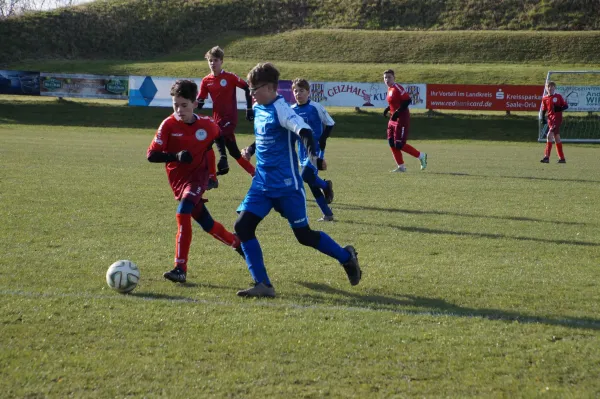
427, 84, 544, 111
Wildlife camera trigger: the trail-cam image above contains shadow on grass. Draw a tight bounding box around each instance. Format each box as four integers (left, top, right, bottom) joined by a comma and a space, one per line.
0, 98, 540, 141
430, 171, 600, 184
333, 202, 593, 227
296, 282, 600, 330
336, 219, 600, 247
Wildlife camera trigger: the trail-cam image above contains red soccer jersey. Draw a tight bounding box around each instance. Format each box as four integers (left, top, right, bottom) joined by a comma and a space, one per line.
387, 83, 411, 114
198, 70, 248, 125
147, 113, 220, 199
542, 93, 567, 126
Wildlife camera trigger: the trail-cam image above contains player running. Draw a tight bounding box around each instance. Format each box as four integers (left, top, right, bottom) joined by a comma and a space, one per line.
233, 63, 361, 298
147, 79, 243, 284
383, 69, 427, 172
196, 46, 255, 182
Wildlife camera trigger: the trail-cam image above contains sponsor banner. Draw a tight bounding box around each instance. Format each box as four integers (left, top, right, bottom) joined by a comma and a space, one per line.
302, 82, 426, 109
0, 70, 40, 95
427, 84, 544, 111
557, 86, 600, 112
129, 75, 251, 108
40, 73, 128, 99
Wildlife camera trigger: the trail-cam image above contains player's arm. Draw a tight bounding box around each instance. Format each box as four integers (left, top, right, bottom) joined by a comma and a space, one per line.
316, 104, 335, 151
391, 97, 412, 121
540, 99, 548, 124
241, 142, 256, 160
196, 79, 208, 110
383, 106, 390, 118
147, 120, 192, 163
234, 75, 254, 121
554, 96, 569, 112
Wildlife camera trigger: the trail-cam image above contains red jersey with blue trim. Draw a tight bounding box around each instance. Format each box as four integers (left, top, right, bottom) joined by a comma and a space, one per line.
542, 93, 567, 126
147, 113, 220, 199
198, 70, 248, 125
387, 83, 411, 114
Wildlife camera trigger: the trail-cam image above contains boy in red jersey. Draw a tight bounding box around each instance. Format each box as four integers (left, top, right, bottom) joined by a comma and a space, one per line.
382, 69, 427, 172
540, 81, 569, 163
147, 80, 243, 283
197, 46, 255, 179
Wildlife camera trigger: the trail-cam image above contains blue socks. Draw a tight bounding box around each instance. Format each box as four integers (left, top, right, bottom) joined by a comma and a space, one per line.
316, 232, 350, 264
241, 238, 271, 286
315, 196, 333, 217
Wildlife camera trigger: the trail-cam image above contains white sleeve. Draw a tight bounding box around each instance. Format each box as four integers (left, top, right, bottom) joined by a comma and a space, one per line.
314, 102, 335, 126
274, 98, 311, 136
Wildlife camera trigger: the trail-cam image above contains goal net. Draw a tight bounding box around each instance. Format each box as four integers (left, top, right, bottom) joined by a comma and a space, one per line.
538, 71, 600, 143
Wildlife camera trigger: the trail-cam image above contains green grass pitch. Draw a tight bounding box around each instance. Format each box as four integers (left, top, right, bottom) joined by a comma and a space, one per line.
1, 97, 600, 397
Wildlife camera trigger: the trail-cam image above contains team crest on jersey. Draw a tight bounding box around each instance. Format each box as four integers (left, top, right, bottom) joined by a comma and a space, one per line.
220, 79, 227, 87
553, 97, 558, 103
195, 129, 208, 141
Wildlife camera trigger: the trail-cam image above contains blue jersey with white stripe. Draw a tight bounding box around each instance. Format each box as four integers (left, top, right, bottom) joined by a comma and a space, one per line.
291, 100, 335, 163
251, 95, 311, 193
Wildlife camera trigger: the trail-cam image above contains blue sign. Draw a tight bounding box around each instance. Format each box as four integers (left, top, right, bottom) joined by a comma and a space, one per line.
0, 70, 40, 95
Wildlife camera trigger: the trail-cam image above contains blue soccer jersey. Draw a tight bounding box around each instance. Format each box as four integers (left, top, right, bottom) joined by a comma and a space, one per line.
251, 95, 312, 193
291, 100, 335, 163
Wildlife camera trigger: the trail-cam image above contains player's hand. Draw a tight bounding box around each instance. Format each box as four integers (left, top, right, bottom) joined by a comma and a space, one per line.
176, 150, 193, 164
217, 157, 229, 175
245, 108, 254, 122
383, 107, 389, 118
317, 158, 327, 171
241, 146, 253, 161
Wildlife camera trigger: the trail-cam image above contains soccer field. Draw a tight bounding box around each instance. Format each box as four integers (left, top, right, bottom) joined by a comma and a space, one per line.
1, 111, 600, 397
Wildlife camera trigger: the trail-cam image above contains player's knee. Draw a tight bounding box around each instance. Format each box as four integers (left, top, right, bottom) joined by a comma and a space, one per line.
234, 212, 260, 242
293, 226, 320, 248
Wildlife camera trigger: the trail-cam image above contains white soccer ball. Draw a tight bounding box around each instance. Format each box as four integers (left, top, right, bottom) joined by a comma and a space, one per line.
106, 260, 140, 294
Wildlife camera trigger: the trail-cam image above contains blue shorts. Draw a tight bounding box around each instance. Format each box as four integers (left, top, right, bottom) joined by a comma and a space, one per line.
237, 188, 309, 228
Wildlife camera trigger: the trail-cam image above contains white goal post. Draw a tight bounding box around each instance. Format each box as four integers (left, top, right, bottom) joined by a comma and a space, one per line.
538, 71, 600, 143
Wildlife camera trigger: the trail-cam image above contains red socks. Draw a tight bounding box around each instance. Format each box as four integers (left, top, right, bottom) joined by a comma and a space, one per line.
402, 143, 420, 158
236, 157, 255, 176
544, 142, 553, 158
391, 148, 404, 165
175, 213, 192, 273
556, 142, 565, 160
208, 221, 239, 248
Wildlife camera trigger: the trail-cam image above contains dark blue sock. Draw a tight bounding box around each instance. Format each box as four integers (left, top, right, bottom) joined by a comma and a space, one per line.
314, 175, 327, 190
315, 196, 333, 216
316, 232, 350, 264
241, 238, 271, 285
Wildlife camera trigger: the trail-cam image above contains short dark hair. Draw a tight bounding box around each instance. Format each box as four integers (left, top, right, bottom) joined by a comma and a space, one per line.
247, 62, 280, 88
205, 46, 224, 60
547, 81, 557, 88
383, 69, 395, 76
292, 78, 310, 91
170, 80, 198, 102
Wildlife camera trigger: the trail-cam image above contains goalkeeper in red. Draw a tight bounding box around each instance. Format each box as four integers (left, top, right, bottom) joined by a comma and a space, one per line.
540, 81, 568, 163
147, 79, 243, 284
383, 69, 427, 172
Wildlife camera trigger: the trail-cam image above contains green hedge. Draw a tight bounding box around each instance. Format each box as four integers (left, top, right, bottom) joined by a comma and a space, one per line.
1, 0, 599, 64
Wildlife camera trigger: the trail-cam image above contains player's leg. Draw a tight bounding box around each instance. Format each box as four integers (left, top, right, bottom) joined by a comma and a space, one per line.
541, 129, 555, 163
277, 190, 361, 285
224, 136, 255, 176
234, 191, 275, 297
388, 121, 405, 172
191, 202, 243, 256
164, 184, 204, 283
309, 184, 334, 221
554, 128, 566, 162
300, 160, 333, 204
396, 116, 427, 170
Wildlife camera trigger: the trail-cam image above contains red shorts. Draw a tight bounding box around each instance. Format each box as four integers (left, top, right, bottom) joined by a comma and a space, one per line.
386, 116, 410, 145
218, 121, 237, 143
548, 124, 561, 136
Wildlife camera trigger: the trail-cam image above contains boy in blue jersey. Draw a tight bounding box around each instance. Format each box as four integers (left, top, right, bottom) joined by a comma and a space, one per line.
234, 63, 362, 298
291, 78, 335, 221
